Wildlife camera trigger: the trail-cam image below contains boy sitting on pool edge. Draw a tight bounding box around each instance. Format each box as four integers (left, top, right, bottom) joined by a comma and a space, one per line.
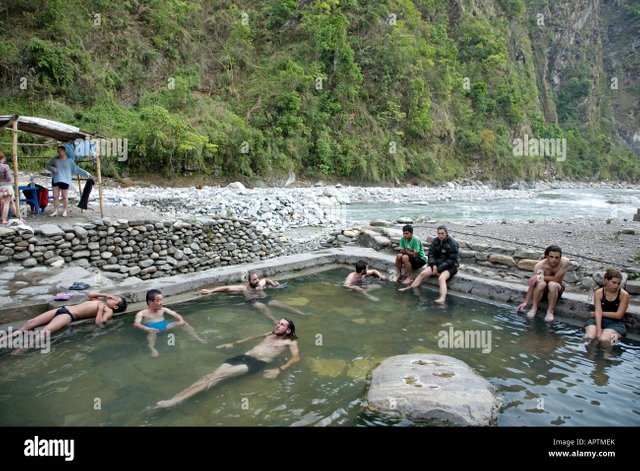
134, 289, 206, 358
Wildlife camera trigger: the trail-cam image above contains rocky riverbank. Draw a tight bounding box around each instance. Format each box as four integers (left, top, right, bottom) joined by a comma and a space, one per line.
2, 176, 638, 310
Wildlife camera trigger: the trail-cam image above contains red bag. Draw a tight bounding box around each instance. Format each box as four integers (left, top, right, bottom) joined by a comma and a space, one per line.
38, 186, 49, 210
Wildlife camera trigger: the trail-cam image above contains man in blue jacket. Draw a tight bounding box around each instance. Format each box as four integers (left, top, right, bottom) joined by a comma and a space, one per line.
399, 225, 459, 303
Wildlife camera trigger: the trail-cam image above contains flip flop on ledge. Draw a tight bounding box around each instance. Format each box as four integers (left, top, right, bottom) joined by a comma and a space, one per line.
54, 292, 75, 301
68, 282, 91, 290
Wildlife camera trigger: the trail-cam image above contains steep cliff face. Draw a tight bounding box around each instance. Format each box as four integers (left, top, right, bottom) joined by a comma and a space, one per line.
601, 0, 640, 154
534, 0, 602, 126
527, 0, 638, 149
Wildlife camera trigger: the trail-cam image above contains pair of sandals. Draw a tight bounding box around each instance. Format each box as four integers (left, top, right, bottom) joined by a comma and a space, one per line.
55, 282, 91, 301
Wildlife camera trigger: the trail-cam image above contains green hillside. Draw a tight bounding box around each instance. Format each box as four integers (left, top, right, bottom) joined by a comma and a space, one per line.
1, 0, 639, 182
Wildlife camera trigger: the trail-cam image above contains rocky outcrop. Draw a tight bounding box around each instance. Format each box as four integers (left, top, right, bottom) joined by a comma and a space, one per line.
367, 354, 500, 426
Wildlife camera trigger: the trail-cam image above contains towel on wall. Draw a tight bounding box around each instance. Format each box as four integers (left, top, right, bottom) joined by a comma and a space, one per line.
77, 178, 94, 210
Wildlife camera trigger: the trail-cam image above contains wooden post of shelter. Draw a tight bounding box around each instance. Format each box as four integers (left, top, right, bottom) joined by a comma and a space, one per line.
11, 118, 19, 216
96, 148, 103, 218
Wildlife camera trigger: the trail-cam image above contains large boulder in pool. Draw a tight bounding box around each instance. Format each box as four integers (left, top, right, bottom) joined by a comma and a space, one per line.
366, 354, 500, 426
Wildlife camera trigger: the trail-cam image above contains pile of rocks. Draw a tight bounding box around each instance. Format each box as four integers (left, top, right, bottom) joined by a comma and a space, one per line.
102, 181, 536, 230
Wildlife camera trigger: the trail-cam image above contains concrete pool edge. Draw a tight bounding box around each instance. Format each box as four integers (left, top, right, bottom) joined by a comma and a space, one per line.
2, 246, 639, 339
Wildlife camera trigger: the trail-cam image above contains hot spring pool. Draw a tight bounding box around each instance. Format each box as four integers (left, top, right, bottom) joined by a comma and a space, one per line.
1, 268, 639, 426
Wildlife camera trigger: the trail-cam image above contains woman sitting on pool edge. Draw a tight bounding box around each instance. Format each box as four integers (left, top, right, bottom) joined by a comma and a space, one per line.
584, 268, 629, 348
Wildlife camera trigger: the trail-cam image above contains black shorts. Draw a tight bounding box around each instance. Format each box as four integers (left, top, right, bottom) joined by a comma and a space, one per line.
52, 182, 70, 190
224, 354, 267, 374
408, 255, 426, 270
442, 266, 458, 279
542, 282, 565, 301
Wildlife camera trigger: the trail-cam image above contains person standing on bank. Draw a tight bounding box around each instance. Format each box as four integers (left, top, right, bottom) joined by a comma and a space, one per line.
46, 145, 91, 217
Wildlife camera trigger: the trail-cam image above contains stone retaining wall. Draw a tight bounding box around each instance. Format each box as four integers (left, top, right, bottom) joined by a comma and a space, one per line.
0, 216, 315, 280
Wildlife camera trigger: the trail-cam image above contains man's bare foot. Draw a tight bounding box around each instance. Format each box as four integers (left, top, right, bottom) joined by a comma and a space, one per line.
155, 399, 178, 409
61, 210, 67, 217
402, 277, 413, 285
435, 296, 446, 304
526, 308, 537, 319
516, 302, 527, 314
196, 337, 207, 344
544, 312, 554, 322
150, 347, 159, 358
398, 286, 412, 292
50, 211, 58, 217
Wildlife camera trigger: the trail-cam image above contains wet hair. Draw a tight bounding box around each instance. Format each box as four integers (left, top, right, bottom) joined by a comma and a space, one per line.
604, 268, 622, 281
247, 271, 258, 280
282, 318, 297, 340
437, 225, 448, 235
146, 289, 162, 305
402, 224, 413, 234
355, 260, 367, 274
114, 297, 128, 313
544, 245, 562, 257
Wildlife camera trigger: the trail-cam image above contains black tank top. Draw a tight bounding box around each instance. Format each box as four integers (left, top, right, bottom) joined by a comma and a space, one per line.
600, 288, 620, 312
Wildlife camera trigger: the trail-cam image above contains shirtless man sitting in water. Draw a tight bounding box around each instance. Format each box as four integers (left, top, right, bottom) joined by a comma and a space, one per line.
200, 271, 306, 322
134, 289, 206, 358
343, 260, 386, 301
516, 245, 570, 322
155, 318, 299, 408
7, 292, 127, 353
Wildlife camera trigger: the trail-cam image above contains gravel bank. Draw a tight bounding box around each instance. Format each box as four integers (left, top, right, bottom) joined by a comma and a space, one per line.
412, 218, 639, 273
